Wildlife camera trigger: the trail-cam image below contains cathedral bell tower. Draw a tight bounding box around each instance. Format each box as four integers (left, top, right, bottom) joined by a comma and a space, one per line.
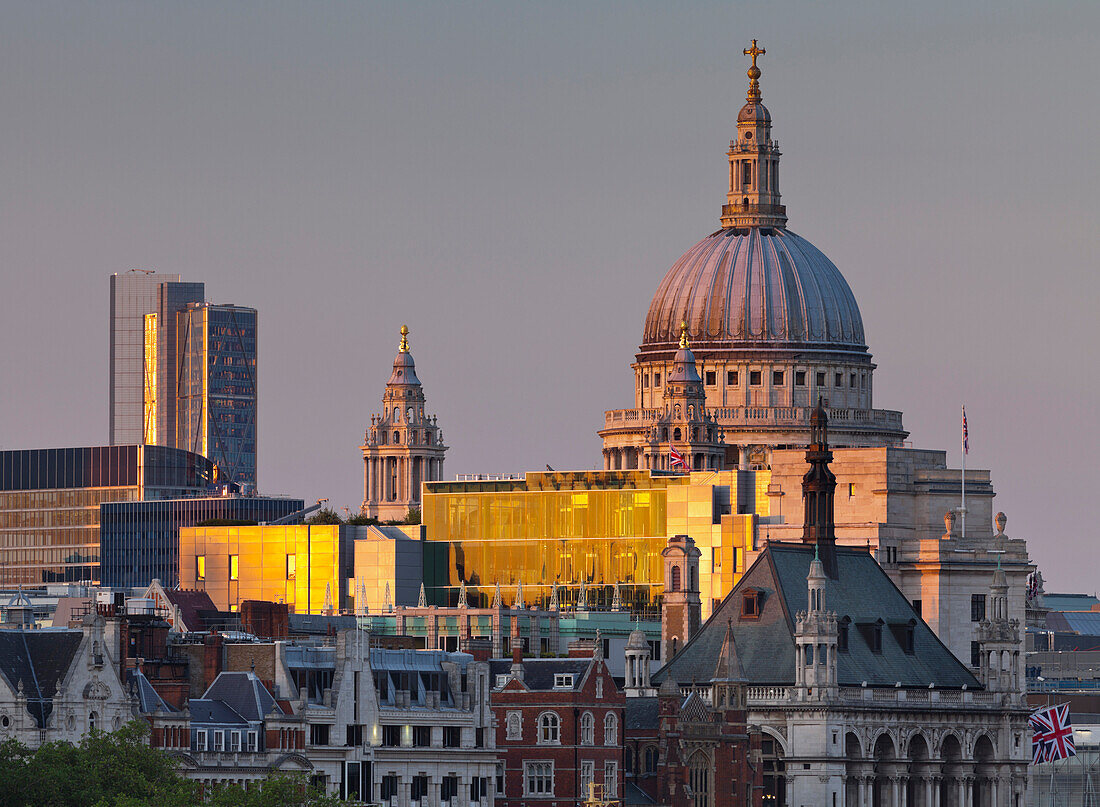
721, 39, 786, 229
661, 534, 702, 660
361, 326, 448, 520
802, 398, 838, 578
642, 324, 726, 472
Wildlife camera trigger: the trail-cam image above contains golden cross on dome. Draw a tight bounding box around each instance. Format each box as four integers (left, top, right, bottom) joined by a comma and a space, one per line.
399, 324, 409, 353
743, 39, 765, 68
743, 39, 765, 102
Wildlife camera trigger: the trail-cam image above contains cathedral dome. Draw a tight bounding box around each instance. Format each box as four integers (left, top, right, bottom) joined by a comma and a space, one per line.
640, 227, 867, 359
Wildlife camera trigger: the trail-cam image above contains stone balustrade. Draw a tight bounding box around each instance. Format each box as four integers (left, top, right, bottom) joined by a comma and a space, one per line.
603, 405, 904, 431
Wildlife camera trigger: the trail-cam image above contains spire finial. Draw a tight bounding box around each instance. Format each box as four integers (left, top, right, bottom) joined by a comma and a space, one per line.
743, 39, 765, 103
398, 324, 410, 353
679, 321, 689, 350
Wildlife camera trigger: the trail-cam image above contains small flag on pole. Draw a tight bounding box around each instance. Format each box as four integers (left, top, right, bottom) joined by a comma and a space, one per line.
962, 406, 969, 455
669, 446, 686, 470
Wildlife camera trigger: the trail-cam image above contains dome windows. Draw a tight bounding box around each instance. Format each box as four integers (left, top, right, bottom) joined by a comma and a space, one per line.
727, 370, 738, 386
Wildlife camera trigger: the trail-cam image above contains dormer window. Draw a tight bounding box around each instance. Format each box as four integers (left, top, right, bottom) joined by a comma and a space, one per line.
741, 589, 760, 619
859, 619, 884, 654
553, 674, 574, 689
838, 617, 850, 652
890, 620, 917, 655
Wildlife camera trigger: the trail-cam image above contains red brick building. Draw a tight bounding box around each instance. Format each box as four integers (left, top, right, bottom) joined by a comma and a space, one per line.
491, 641, 624, 807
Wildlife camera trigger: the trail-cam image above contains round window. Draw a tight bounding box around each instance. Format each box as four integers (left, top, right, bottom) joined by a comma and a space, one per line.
1, 714, 10, 728
744, 131, 753, 140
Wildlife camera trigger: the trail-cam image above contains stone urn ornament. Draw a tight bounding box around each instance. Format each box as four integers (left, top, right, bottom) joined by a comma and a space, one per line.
943, 510, 956, 540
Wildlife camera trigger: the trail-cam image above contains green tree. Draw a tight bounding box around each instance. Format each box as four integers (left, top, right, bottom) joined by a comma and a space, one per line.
305, 507, 344, 525
206, 774, 345, 806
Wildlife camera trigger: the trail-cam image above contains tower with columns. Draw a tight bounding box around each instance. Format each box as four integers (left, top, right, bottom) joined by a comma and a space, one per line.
793, 549, 838, 701
977, 561, 1023, 696
361, 325, 447, 520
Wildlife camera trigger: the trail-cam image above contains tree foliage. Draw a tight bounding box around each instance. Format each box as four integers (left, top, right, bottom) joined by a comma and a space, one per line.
0, 723, 346, 807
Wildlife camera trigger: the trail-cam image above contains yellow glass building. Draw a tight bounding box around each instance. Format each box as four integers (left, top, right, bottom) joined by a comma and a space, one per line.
422, 469, 769, 618
179, 524, 353, 614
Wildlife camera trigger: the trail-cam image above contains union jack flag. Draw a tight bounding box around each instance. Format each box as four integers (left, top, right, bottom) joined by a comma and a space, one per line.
962, 406, 969, 455
1031, 703, 1076, 763
669, 446, 686, 470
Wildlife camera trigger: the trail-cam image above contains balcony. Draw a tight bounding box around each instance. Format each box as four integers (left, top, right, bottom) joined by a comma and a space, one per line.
602, 405, 904, 433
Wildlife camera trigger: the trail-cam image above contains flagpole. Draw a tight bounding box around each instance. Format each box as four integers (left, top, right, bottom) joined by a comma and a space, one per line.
961, 405, 967, 540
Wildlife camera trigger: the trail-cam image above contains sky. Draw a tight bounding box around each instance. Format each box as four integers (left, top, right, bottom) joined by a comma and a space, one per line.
1, 1, 1097, 590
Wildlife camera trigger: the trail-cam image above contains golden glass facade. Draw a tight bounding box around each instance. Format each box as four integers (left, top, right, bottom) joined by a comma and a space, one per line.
423, 469, 769, 619
143, 313, 158, 446
179, 525, 351, 614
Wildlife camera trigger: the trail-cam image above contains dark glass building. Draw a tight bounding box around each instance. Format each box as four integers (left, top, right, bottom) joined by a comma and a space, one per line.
0, 445, 215, 586
100, 494, 304, 589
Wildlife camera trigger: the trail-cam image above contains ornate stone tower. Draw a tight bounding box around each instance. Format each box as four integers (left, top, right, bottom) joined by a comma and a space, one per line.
720, 39, 786, 229
361, 325, 448, 520
794, 550, 838, 701
624, 626, 656, 698
977, 561, 1022, 695
661, 534, 701, 661
637, 324, 726, 472
802, 398, 838, 578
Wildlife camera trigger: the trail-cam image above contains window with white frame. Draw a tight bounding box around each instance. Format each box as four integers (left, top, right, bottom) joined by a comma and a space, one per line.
553, 673, 574, 689
195, 729, 207, 751
538, 712, 560, 745
213, 730, 224, 751
596, 677, 603, 699
524, 762, 554, 796
230, 731, 241, 752
604, 713, 618, 746
580, 712, 594, 745
247, 731, 258, 752
605, 761, 618, 797
580, 761, 595, 797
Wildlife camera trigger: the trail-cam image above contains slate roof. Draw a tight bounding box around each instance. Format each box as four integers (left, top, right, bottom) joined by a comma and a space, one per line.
625, 697, 659, 731
653, 543, 979, 690
130, 670, 176, 713
202, 672, 280, 721
488, 658, 592, 691
0, 629, 82, 727
189, 698, 248, 726
1042, 593, 1100, 612
161, 589, 218, 631
624, 782, 658, 806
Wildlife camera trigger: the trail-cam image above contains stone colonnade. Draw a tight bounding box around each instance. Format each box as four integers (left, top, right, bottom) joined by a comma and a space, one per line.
364, 456, 442, 506
842, 764, 1020, 807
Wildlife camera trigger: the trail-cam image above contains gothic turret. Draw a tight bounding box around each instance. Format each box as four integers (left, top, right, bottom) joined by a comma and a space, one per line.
802, 398, 838, 578
361, 325, 448, 520
794, 549, 838, 700
976, 559, 1022, 696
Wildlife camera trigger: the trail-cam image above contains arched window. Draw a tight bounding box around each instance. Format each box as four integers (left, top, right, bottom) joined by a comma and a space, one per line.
580, 712, 594, 745
644, 746, 659, 773
670, 565, 681, 592
604, 713, 617, 746
538, 712, 560, 745
689, 752, 710, 807
89, 711, 98, 732
673, 427, 682, 441
406, 406, 413, 422
394, 407, 400, 421
393, 431, 401, 444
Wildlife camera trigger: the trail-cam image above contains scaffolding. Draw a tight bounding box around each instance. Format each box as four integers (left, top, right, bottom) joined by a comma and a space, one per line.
1029, 738, 1100, 806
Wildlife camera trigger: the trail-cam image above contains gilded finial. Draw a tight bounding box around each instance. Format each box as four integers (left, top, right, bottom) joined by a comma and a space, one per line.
679, 321, 690, 350
398, 324, 409, 353
743, 39, 765, 103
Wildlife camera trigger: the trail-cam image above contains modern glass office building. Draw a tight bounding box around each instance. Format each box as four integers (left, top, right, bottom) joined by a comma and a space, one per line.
100, 494, 304, 589
176, 303, 258, 488
0, 445, 215, 586
421, 469, 765, 619
109, 271, 204, 446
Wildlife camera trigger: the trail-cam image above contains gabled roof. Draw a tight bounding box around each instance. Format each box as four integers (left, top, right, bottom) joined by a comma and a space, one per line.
0, 629, 83, 727
157, 587, 217, 632
488, 658, 592, 691
202, 672, 280, 721
653, 543, 979, 690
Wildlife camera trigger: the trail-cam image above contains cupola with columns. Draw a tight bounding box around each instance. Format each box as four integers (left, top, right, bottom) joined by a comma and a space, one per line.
361, 325, 448, 520
794, 547, 838, 701
976, 559, 1023, 696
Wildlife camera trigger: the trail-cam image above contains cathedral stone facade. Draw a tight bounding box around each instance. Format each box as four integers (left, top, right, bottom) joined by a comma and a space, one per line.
361, 326, 448, 520
601, 41, 907, 472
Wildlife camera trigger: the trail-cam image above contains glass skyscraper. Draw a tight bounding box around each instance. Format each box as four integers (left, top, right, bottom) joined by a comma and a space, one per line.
109, 272, 258, 487
176, 303, 258, 488
0, 445, 215, 586
100, 494, 303, 589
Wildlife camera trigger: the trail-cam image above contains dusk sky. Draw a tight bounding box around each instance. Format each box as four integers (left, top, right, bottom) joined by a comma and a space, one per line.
1, 2, 1097, 590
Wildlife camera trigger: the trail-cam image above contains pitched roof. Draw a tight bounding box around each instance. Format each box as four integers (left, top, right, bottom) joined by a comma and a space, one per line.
0, 629, 83, 727
488, 658, 592, 691
202, 672, 280, 721
653, 543, 979, 690
130, 670, 176, 713
188, 698, 248, 726
160, 588, 218, 631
